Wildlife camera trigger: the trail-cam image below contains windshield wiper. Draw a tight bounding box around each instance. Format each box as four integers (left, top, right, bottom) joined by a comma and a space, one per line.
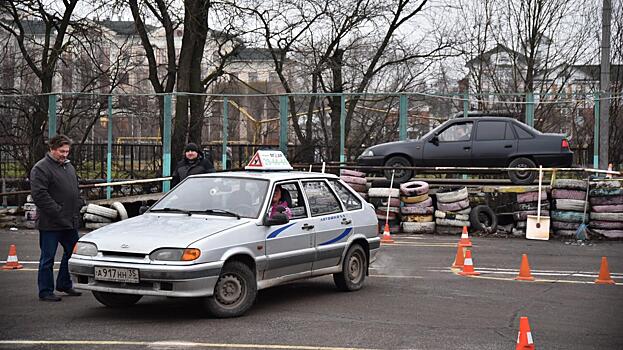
150, 207, 192, 216
199, 209, 241, 219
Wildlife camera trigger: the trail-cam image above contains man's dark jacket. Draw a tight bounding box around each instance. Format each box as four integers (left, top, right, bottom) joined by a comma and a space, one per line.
171, 156, 215, 187
30, 154, 83, 230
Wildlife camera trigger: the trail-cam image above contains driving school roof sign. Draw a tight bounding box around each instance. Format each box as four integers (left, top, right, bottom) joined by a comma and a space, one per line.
245, 150, 293, 171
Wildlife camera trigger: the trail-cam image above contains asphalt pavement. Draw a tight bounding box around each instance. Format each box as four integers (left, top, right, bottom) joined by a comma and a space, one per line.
0, 228, 622, 350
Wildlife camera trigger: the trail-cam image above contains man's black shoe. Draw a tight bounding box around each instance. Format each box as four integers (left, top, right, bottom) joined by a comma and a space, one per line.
57, 288, 82, 296
39, 294, 62, 302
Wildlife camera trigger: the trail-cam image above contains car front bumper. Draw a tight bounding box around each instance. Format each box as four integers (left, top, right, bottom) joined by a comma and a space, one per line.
357, 156, 385, 172
69, 258, 223, 297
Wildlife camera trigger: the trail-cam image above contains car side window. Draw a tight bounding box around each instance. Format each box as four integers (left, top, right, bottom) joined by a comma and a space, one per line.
303, 181, 343, 216
274, 182, 307, 219
476, 121, 506, 141
504, 123, 516, 139
513, 124, 533, 139
328, 180, 362, 211
438, 122, 473, 142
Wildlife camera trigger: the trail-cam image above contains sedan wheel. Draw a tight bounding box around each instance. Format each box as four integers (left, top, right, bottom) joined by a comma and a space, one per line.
333, 244, 367, 291
508, 157, 537, 185
384, 156, 413, 184
204, 261, 257, 318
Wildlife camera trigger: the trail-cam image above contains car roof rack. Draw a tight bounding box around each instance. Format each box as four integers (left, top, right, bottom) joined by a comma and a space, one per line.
452, 111, 519, 119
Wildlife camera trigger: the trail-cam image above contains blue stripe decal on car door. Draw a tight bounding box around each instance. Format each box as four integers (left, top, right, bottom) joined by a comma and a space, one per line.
267, 223, 296, 239
319, 228, 352, 246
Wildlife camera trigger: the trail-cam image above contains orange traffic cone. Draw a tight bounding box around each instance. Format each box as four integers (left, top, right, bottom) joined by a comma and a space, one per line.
380, 223, 394, 244
458, 226, 472, 247
595, 256, 616, 285
2, 244, 23, 270
515, 316, 535, 350
515, 254, 535, 281
452, 245, 465, 268
459, 249, 480, 276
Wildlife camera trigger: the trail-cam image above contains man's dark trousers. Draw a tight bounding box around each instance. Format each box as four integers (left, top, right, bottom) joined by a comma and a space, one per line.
38, 229, 79, 298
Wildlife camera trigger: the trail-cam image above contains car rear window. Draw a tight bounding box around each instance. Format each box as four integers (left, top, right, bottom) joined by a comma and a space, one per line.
513, 124, 533, 139
329, 180, 362, 211
476, 121, 506, 141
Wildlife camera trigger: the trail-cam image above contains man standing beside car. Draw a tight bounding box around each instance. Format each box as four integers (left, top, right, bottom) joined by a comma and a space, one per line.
30, 134, 83, 301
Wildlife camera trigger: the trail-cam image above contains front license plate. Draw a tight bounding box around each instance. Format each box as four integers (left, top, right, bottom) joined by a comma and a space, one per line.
94, 266, 139, 283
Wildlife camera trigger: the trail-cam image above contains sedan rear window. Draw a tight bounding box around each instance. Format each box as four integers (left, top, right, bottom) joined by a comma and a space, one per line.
513, 124, 534, 139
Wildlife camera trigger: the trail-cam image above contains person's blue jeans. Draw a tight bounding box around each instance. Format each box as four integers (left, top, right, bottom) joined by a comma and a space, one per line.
38, 229, 79, 298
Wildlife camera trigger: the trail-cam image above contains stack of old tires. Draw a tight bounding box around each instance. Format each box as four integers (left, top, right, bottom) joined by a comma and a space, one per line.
22, 195, 38, 229
399, 181, 435, 234
512, 188, 549, 236
340, 169, 368, 201
368, 186, 401, 234
589, 180, 623, 238
434, 187, 471, 235
549, 179, 589, 237
83, 202, 129, 229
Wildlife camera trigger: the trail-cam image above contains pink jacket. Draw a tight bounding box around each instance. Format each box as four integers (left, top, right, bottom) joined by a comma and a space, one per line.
269, 201, 292, 218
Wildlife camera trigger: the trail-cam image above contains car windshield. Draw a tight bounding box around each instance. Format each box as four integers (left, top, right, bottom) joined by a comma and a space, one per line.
420, 120, 449, 140
151, 176, 269, 218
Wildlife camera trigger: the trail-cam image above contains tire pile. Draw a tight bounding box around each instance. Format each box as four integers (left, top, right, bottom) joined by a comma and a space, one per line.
549, 179, 589, 237
399, 181, 435, 234
340, 169, 369, 201
511, 187, 550, 237
22, 195, 38, 229
368, 186, 401, 234
589, 180, 623, 238
82, 202, 129, 229
434, 187, 471, 235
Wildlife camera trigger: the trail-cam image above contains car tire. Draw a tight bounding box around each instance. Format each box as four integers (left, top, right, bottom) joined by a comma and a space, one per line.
436, 199, 470, 212
550, 210, 588, 223
85, 222, 109, 230
435, 218, 470, 228
205, 261, 257, 318
591, 204, 623, 213
111, 202, 129, 220
340, 175, 367, 185
368, 188, 400, 198
590, 212, 623, 222
92, 291, 142, 308
435, 187, 468, 203
83, 213, 113, 223
334, 244, 367, 292
402, 221, 435, 234
508, 157, 537, 185
399, 181, 429, 196
552, 179, 588, 190
401, 205, 434, 215
589, 180, 621, 189
590, 229, 623, 238
434, 210, 469, 221
340, 169, 366, 178
589, 188, 623, 197
552, 221, 580, 230
402, 214, 434, 222
383, 156, 412, 184
85, 204, 118, 219
553, 199, 587, 212
469, 205, 498, 233
552, 189, 586, 200
400, 193, 430, 204
403, 197, 433, 208
589, 220, 623, 229
590, 195, 623, 206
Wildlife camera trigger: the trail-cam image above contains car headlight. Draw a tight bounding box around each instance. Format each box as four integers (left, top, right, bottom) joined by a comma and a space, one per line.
360, 148, 374, 157
73, 242, 98, 257
149, 248, 201, 261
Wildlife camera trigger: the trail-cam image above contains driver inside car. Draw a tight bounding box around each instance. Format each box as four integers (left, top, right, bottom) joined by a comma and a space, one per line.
268, 185, 293, 219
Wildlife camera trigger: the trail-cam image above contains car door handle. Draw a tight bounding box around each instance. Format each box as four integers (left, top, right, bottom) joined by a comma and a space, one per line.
302, 224, 314, 230
341, 219, 352, 225
504, 145, 513, 148
463, 147, 471, 150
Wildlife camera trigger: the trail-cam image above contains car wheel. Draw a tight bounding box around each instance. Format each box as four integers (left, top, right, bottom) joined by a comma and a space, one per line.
384, 156, 412, 184
92, 291, 142, 308
508, 157, 537, 185
333, 244, 367, 292
469, 205, 498, 233
204, 261, 257, 318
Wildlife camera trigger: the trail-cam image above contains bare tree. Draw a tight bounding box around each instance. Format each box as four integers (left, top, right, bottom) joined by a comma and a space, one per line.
0, 0, 81, 171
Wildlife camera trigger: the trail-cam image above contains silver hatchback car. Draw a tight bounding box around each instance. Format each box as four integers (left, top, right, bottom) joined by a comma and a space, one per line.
69, 170, 380, 317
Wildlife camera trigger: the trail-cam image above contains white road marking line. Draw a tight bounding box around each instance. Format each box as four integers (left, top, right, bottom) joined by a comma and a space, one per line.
370, 274, 423, 279
0, 340, 377, 350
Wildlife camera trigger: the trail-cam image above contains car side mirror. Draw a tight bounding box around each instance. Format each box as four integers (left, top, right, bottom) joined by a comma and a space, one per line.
429, 135, 439, 145
263, 212, 289, 226
139, 205, 150, 215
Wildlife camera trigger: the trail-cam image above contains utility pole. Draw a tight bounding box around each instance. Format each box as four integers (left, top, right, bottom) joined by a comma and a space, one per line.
599, 0, 611, 169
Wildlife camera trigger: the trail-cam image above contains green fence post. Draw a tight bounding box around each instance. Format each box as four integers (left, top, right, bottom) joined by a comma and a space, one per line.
593, 92, 600, 169
279, 95, 288, 155
399, 94, 407, 140
162, 94, 172, 192
526, 92, 534, 127
222, 96, 228, 170
106, 95, 113, 199
340, 94, 346, 163
463, 92, 469, 117
48, 94, 57, 137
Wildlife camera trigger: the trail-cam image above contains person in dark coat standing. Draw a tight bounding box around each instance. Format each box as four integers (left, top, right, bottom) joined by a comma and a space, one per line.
171, 143, 215, 187
30, 134, 84, 301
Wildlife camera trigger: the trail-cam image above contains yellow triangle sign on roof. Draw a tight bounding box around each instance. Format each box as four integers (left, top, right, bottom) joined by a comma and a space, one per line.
245, 150, 293, 170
